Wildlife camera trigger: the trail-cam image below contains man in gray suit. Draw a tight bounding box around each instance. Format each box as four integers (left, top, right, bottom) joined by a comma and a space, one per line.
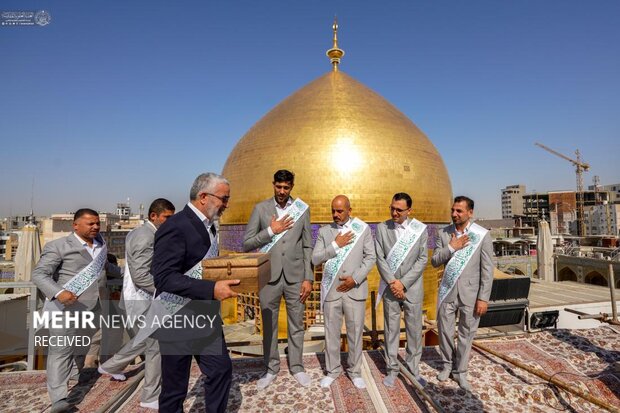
32, 208, 122, 413
97, 198, 175, 410
312, 195, 376, 389
431, 196, 493, 390
243, 170, 313, 389
375, 192, 428, 388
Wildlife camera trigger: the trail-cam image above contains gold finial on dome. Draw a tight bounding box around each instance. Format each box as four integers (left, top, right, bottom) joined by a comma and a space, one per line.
326, 16, 345, 71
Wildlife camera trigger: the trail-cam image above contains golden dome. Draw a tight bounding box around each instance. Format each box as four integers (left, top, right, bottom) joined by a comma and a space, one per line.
221, 69, 452, 224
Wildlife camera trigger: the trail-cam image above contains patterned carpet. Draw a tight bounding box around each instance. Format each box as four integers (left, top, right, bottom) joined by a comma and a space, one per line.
362, 351, 426, 412
1, 327, 618, 412
415, 326, 620, 413
473, 327, 620, 412
0, 365, 143, 413
121, 353, 377, 413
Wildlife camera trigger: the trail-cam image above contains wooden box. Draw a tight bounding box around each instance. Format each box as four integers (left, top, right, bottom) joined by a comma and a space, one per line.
202, 253, 271, 294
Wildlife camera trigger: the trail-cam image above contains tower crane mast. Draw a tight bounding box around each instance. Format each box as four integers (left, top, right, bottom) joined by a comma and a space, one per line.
535, 142, 590, 236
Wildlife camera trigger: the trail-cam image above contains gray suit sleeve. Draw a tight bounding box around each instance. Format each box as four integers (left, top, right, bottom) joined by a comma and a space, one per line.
31, 242, 63, 299
401, 231, 428, 291
127, 234, 155, 293
243, 204, 273, 252
311, 227, 336, 266
302, 211, 314, 282
477, 233, 494, 302
431, 231, 452, 267
374, 225, 395, 284
352, 227, 376, 284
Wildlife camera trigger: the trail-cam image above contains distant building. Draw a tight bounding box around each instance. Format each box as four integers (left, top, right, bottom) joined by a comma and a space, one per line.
501, 184, 525, 218
99, 212, 121, 230
588, 182, 620, 204
0, 261, 14, 281
2, 233, 19, 261
522, 190, 608, 235
103, 228, 131, 260
522, 193, 549, 230
41, 214, 73, 244
476, 218, 516, 239
41, 211, 122, 245
39, 212, 129, 260
584, 203, 620, 236
1, 215, 43, 231
116, 203, 131, 221
0, 232, 10, 259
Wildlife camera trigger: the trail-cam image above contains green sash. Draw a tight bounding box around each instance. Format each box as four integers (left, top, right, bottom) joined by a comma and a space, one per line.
376, 218, 426, 306
320, 217, 367, 310
259, 198, 308, 253
63, 242, 108, 297
437, 222, 488, 307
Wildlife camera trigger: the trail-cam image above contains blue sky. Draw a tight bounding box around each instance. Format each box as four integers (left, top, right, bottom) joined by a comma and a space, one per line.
1, 0, 618, 219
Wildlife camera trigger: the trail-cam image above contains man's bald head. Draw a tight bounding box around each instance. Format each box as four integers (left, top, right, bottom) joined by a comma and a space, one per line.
331, 195, 352, 225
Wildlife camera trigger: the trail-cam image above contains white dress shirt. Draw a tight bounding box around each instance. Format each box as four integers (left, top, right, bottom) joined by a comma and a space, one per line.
267, 197, 294, 237
56, 233, 104, 298
332, 218, 353, 253
73, 233, 103, 259
394, 218, 410, 239
448, 221, 472, 254
187, 202, 217, 246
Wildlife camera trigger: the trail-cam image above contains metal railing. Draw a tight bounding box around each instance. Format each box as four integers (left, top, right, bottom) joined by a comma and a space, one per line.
0, 282, 40, 370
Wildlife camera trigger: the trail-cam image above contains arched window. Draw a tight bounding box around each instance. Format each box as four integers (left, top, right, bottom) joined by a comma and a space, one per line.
558, 267, 577, 282
585, 271, 608, 287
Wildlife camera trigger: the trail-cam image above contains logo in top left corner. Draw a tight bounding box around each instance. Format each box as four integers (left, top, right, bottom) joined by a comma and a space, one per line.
34, 10, 51, 26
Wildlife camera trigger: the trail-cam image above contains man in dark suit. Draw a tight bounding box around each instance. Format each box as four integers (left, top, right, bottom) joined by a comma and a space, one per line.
152, 172, 239, 413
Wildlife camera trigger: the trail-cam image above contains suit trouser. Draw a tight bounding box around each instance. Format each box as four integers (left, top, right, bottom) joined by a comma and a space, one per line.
46, 308, 100, 403
100, 335, 161, 403
383, 291, 423, 377
158, 337, 232, 413
87, 300, 124, 364
324, 295, 365, 379
259, 273, 305, 375
437, 294, 480, 376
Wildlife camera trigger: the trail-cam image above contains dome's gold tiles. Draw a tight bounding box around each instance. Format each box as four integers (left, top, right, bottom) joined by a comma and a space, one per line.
222, 70, 452, 225
221, 69, 453, 320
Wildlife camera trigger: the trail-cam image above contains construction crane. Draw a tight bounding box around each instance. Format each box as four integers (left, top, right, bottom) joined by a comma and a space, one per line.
535, 142, 590, 236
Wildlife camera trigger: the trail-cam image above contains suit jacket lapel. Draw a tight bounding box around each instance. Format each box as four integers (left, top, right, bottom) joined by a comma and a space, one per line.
385, 221, 398, 250
267, 200, 278, 232
183, 205, 211, 247
268, 198, 277, 218
445, 224, 456, 244
68, 233, 93, 263
329, 223, 339, 240
145, 221, 157, 235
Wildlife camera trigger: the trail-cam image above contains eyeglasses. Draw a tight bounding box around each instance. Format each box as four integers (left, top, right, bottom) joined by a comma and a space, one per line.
206, 193, 230, 203
389, 206, 410, 214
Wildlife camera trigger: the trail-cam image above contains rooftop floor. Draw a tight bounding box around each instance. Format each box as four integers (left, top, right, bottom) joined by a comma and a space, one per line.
1, 326, 618, 412
529, 280, 620, 308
